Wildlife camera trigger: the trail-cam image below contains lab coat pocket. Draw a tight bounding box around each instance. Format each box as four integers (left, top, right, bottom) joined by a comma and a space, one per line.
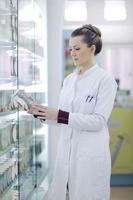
77, 133, 105, 157
81, 94, 97, 114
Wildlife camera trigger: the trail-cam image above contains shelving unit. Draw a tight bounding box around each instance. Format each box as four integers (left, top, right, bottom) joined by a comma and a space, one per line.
0, 0, 49, 199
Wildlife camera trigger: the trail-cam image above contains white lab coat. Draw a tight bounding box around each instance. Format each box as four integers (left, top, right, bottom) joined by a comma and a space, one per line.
45, 64, 117, 200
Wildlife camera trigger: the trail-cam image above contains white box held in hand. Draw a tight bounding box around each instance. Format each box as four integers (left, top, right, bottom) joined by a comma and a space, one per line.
9, 90, 34, 110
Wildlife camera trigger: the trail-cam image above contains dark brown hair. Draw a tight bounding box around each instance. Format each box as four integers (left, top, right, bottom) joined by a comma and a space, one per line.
71, 24, 102, 55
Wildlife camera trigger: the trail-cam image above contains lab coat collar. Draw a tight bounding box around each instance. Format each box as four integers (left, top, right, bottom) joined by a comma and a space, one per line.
73, 64, 99, 78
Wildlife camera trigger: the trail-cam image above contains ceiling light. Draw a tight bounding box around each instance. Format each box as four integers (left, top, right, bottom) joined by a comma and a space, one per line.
64, 1, 87, 22
104, 0, 127, 21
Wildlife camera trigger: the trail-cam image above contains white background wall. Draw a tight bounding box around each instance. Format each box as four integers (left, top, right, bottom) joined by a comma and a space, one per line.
46, 0, 65, 169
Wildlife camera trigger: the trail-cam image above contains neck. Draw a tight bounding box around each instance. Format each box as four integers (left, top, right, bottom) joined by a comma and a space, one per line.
78, 62, 95, 75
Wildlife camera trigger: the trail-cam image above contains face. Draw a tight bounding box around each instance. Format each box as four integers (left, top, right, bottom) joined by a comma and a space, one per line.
69, 36, 95, 68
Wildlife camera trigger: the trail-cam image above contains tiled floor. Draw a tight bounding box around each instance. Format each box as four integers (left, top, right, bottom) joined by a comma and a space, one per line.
111, 187, 133, 200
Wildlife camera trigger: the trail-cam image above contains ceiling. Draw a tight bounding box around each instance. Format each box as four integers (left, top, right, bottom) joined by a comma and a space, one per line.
36, 0, 133, 42
64, 0, 133, 27
63, 0, 133, 43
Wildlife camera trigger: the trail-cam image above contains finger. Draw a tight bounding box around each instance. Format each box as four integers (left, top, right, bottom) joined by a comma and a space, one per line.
33, 111, 46, 116
14, 100, 19, 108
16, 101, 23, 107
33, 104, 47, 110
31, 105, 42, 110
28, 106, 41, 114
28, 96, 34, 101
27, 108, 33, 114
35, 106, 47, 113
28, 106, 40, 113
37, 116, 46, 120
37, 111, 46, 116
38, 105, 47, 109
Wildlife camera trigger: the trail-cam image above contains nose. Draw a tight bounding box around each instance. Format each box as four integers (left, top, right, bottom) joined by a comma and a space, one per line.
70, 49, 76, 57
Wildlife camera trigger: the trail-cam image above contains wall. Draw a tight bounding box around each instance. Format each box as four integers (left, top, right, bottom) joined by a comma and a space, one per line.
46, 0, 65, 170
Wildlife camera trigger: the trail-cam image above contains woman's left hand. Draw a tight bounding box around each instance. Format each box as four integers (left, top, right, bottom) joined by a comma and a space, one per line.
28, 104, 58, 121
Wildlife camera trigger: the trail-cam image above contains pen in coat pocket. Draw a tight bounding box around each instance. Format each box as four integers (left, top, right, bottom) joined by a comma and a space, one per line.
85, 95, 94, 102
85, 95, 90, 102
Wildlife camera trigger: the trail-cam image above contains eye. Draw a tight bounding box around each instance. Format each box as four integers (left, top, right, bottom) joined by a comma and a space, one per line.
75, 48, 80, 51
69, 48, 72, 52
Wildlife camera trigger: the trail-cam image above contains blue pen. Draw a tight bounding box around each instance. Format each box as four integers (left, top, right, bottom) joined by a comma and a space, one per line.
85, 95, 90, 102
89, 96, 93, 102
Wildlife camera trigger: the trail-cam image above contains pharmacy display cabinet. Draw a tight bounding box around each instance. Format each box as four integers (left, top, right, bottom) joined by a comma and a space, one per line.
0, 0, 49, 199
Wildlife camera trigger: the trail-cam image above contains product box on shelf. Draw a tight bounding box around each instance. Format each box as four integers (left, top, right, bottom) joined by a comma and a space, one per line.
0, 90, 15, 114
0, 123, 11, 151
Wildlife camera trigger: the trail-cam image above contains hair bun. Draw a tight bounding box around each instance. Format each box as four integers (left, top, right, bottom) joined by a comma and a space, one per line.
82, 24, 101, 37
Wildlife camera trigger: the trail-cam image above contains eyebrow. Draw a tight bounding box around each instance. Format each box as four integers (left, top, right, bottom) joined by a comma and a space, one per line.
69, 45, 80, 48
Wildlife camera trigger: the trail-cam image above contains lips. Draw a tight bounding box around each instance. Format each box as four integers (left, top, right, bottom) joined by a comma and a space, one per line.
73, 58, 78, 61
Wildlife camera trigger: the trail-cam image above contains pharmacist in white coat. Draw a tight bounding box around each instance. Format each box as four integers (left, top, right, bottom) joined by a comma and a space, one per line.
28, 24, 117, 200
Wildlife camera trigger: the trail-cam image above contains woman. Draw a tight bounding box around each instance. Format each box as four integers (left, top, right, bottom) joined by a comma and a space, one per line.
28, 24, 117, 200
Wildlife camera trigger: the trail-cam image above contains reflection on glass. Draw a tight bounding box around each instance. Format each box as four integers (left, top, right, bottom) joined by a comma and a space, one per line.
0, 0, 48, 199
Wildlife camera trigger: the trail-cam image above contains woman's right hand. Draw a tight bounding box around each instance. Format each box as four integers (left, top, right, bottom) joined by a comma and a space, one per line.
28, 104, 48, 118
27, 104, 39, 115
27, 104, 58, 121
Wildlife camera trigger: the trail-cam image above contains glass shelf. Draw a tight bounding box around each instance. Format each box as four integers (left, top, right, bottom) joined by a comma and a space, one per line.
19, 82, 47, 93
0, 110, 16, 117
0, 0, 48, 199
0, 111, 31, 123
0, 8, 17, 16
0, 41, 16, 49
0, 77, 17, 84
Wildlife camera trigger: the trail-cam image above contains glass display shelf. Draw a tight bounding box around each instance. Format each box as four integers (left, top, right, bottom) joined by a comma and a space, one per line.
0, 112, 47, 199
0, 163, 49, 200
0, 120, 44, 200
0, 167, 35, 200
0, 0, 48, 199
0, 114, 33, 155
29, 169, 52, 200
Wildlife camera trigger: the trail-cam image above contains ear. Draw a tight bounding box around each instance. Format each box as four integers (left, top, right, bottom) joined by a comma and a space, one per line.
90, 45, 96, 55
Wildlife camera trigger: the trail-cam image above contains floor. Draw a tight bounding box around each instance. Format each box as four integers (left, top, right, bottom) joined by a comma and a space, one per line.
111, 187, 133, 200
